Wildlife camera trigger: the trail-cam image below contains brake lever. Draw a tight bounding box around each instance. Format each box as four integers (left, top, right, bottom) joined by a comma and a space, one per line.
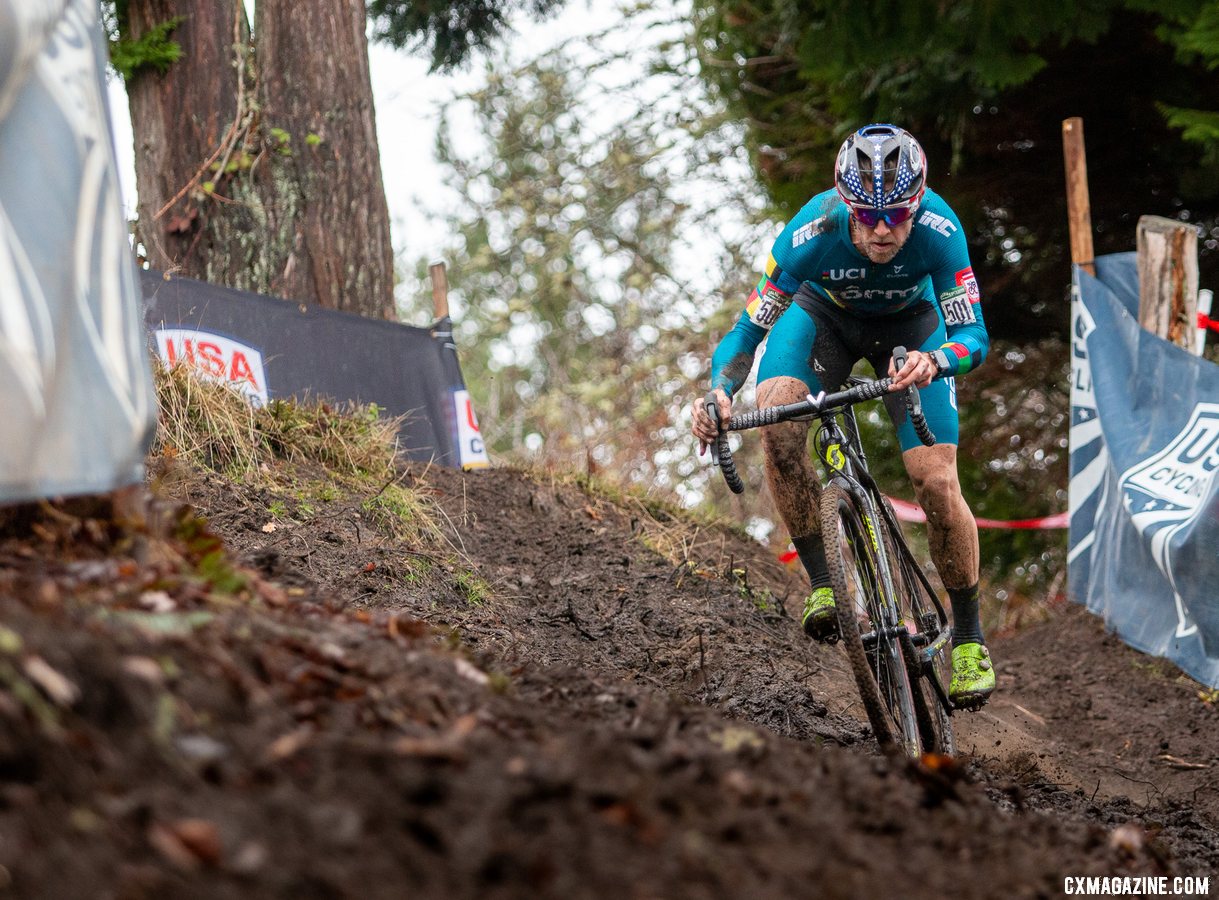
704, 392, 723, 464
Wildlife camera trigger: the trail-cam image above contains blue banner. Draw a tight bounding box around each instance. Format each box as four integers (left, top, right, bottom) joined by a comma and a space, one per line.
1069, 253, 1219, 687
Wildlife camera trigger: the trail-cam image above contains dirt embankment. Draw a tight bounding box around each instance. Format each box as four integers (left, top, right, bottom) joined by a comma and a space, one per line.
0, 462, 1214, 898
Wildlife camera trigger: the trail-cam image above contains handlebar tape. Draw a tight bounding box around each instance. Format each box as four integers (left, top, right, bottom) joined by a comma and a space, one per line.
706, 393, 745, 494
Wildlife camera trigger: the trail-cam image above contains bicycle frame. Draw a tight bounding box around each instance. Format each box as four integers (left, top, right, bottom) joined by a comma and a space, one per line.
812, 400, 954, 716
706, 349, 956, 754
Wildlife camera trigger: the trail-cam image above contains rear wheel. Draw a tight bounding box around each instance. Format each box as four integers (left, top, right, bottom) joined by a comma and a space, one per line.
819, 484, 919, 755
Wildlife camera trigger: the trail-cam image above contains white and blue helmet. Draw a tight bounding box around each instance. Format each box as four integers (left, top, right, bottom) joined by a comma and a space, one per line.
835, 124, 927, 213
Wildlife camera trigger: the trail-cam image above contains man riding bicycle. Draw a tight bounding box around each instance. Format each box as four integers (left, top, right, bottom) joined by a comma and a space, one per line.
691, 124, 995, 709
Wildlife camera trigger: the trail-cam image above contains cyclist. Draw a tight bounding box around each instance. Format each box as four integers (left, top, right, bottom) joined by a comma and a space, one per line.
691, 124, 995, 709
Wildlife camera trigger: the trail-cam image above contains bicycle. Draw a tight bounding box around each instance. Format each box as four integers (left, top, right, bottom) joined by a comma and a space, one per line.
706, 347, 955, 758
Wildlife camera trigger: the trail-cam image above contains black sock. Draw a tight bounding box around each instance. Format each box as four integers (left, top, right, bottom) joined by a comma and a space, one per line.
792, 533, 831, 591
948, 584, 985, 647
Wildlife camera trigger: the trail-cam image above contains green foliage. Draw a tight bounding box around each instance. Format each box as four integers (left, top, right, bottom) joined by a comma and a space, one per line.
694, 0, 1219, 342
107, 14, 184, 81
454, 571, 492, 606
400, 13, 774, 503
404, 2, 1075, 598
368, 0, 566, 71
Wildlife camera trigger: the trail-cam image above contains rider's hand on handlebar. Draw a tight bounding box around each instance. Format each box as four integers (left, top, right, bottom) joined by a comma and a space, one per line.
691, 388, 732, 455
888, 350, 939, 391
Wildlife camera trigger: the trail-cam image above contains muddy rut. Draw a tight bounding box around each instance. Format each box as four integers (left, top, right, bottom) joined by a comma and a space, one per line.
0, 462, 1213, 898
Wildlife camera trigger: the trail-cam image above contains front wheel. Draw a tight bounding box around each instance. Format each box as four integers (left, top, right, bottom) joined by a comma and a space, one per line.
879, 498, 955, 756
819, 484, 920, 756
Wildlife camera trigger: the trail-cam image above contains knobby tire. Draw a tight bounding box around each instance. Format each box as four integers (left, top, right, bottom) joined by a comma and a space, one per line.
820, 483, 919, 756
885, 517, 956, 756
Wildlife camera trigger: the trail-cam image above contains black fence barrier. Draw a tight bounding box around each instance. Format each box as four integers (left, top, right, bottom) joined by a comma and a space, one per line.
140, 270, 489, 470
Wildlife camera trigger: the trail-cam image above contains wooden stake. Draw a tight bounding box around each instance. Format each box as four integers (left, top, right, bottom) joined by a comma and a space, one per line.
1137, 216, 1199, 352
428, 261, 449, 320
1062, 118, 1096, 277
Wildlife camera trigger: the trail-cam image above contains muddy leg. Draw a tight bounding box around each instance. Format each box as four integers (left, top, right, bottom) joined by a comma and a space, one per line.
902, 443, 978, 589
758, 376, 822, 538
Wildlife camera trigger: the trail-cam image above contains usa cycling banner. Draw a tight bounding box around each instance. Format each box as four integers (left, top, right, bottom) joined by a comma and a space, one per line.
0, 0, 159, 504
1069, 252, 1219, 687
142, 271, 490, 470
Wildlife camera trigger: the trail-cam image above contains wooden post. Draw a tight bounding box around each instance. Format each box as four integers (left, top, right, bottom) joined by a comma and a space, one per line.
1137, 216, 1199, 351
1062, 118, 1096, 277
428, 260, 449, 320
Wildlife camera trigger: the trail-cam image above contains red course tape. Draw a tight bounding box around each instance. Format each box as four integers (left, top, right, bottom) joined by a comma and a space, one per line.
777, 497, 1068, 563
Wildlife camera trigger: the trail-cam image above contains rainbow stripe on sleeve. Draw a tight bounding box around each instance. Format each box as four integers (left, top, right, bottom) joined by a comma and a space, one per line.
940, 341, 983, 375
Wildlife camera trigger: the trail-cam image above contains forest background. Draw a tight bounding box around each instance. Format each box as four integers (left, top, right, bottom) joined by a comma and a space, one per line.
105, 0, 1219, 627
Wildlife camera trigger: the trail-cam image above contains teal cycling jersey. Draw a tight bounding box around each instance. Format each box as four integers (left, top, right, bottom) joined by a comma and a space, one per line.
711, 188, 988, 395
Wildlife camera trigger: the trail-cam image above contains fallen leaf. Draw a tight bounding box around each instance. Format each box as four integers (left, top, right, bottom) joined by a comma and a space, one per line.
392, 714, 478, 759
453, 658, 490, 686
256, 581, 288, 607
148, 823, 199, 871
260, 521, 277, 533
173, 819, 223, 865
710, 727, 764, 754
112, 610, 215, 638
22, 656, 80, 707
139, 590, 176, 613
0, 627, 23, 654
1108, 822, 1146, 856
267, 727, 313, 761
121, 656, 166, 685
149, 819, 222, 869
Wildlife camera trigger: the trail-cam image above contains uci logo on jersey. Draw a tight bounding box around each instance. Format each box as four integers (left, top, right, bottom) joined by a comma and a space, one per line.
822, 268, 867, 281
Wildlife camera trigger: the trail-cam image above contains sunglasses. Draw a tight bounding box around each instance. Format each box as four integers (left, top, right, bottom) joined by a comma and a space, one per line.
850, 204, 916, 228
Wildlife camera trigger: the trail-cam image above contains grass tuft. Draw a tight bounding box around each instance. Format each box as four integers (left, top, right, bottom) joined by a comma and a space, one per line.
151, 361, 446, 549
152, 361, 403, 483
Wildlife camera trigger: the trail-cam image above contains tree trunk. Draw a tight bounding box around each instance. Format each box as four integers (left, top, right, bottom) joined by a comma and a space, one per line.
255, 0, 395, 317
123, 0, 395, 319
125, 0, 241, 270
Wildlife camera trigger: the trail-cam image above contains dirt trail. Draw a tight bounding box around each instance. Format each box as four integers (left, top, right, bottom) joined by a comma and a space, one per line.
0, 461, 1214, 898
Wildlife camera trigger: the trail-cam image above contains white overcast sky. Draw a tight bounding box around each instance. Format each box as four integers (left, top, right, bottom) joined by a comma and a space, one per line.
107, 0, 616, 267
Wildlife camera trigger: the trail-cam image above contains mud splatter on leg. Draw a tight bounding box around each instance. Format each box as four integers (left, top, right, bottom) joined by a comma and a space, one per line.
902, 444, 979, 590
758, 377, 822, 539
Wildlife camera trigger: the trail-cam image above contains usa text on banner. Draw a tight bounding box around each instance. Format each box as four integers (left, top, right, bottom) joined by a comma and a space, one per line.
1069, 253, 1219, 687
